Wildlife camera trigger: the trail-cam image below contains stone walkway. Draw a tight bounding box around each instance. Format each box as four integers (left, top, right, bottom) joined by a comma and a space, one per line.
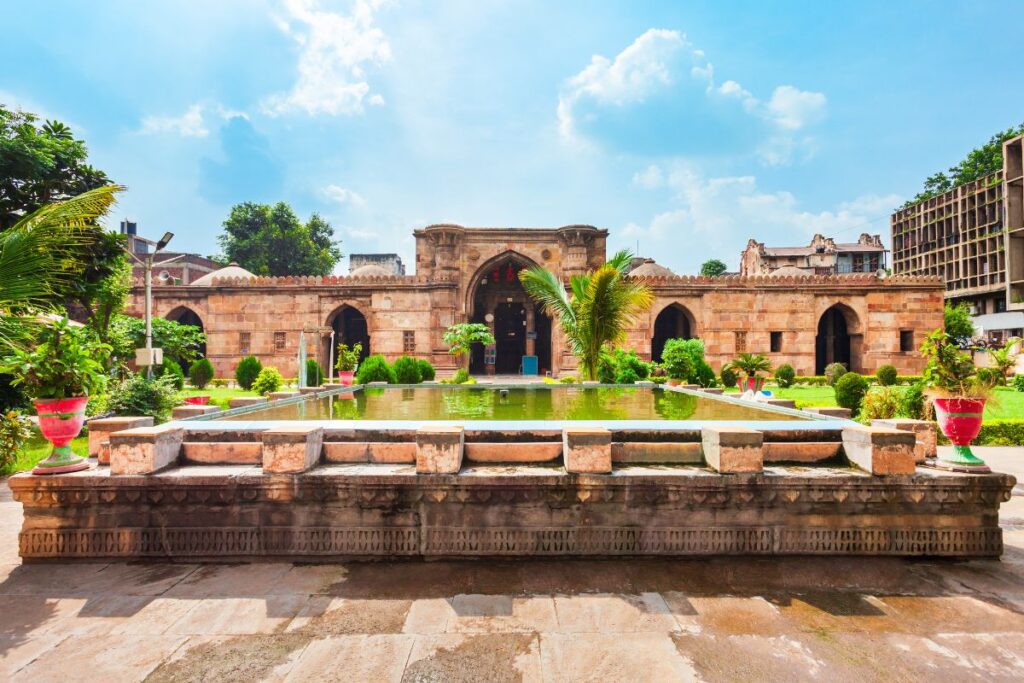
1, 448, 1023, 681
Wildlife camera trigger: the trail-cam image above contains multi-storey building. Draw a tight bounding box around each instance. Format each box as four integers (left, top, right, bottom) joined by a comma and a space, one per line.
891, 135, 1024, 340
739, 233, 886, 277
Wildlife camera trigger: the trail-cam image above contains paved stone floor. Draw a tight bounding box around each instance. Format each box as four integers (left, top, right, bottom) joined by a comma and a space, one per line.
1, 448, 1022, 682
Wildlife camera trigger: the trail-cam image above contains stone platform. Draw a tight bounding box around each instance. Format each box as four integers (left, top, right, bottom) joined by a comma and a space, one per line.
9, 462, 1014, 561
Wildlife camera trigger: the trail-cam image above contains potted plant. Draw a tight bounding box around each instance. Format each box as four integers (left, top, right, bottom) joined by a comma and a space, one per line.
334, 342, 362, 386
724, 353, 772, 393
0, 318, 110, 474
921, 329, 993, 471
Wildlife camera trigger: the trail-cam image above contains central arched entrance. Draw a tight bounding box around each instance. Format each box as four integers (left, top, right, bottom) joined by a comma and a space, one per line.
165, 306, 205, 370
815, 304, 861, 374
326, 305, 370, 370
468, 253, 552, 375
651, 304, 695, 363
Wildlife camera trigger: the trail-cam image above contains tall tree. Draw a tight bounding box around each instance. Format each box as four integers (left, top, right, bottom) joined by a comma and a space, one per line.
0, 105, 110, 230
944, 302, 975, 344
217, 201, 343, 276
519, 250, 654, 381
699, 258, 728, 277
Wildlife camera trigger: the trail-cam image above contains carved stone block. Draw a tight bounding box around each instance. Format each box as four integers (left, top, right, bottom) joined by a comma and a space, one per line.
87, 416, 154, 464
842, 426, 916, 475
262, 426, 324, 474
416, 426, 464, 474
563, 427, 612, 473
110, 424, 183, 475
872, 418, 936, 462
702, 426, 763, 473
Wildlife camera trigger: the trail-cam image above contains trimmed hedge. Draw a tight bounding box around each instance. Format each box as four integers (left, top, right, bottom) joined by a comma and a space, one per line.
235, 356, 262, 390
417, 359, 436, 382
356, 355, 397, 384
876, 364, 898, 386
834, 372, 869, 414
774, 364, 795, 388
393, 356, 423, 384
936, 419, 1024, 446
188, 358, 215, 389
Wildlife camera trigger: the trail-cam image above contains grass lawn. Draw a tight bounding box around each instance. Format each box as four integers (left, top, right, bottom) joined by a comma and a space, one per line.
181, 386, 258, 409
3, 434, 89, 477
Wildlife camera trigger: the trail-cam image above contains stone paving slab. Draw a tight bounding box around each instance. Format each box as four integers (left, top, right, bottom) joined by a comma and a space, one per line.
0, 446, 1022, 681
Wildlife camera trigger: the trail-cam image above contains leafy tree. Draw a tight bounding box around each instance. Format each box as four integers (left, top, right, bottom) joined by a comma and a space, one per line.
520, 250, 654, 381
699, 259, 728, 277
944, 302, 975, 343
0, 106, 111, 230
216, 201, 342, 276
443, 323, 495, 370
107, 315, 206, 367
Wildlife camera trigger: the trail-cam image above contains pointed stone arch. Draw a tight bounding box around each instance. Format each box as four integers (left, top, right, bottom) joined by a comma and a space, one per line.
650, 303, 698, 363
815, 302, 863, 374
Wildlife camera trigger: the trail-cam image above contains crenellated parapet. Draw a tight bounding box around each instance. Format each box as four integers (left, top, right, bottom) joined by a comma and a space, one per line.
630, 273, 943, 289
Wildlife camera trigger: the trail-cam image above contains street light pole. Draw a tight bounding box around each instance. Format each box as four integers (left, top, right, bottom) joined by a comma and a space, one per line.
124, 231, 176, 379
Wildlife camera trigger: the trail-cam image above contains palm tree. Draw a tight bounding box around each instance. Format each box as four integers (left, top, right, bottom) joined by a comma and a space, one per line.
519, 250, 653, 381
988, 338, 1020, 385
0, 185, 123, 343
724, 353, 772, 379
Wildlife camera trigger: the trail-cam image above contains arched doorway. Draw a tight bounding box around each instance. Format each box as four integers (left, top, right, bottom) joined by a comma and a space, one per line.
468, 252, 552, 375
815, 304, 861, 374
165, 306, 205, 369
651, 304, 694, 363
326, 306, 370, 369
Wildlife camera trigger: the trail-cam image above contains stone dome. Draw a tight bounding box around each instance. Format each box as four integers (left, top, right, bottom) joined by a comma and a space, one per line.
190, 262, 256, 286
629, 259, 675, 277
768, 265, 809, 278
350, 264, 392, 277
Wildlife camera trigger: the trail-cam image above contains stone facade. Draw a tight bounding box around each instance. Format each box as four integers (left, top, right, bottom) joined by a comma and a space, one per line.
740, 233, 886, 277
130, 224, 943, 378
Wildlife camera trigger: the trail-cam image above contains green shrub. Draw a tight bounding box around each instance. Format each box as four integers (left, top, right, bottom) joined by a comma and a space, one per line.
876, 364, 898, 386
650, 376, 667, 385
794, 375, 829, 386
252, 367, 283, 395
0, 411, 33, 472
451, 368, 471, 384
188, 358, 215, 390
558, 375, 577, 384
824, 362, 847, 386
614, 366, 640, 384
304, 359, 324, 387
155, 359, 185, 390
597, 348, 616, 384
106, 375, 180, 423
1014, 375, 1024, 392
417, 359, 436, 382
834, 372, 869, 415
693, 359, 717, 387
210, 378, 229, 388
356, 355, 397, 384
774, 364, 795, 388
970, 420, 1024, 446
660, 339, 697, 381
899, 382, 929, 420
896, 375, 923, 385
720, 365, 738, 389
393, 356, 423, 384
860, 386, 901, 421
235, 356, 262, 390
614, 348, 650, 380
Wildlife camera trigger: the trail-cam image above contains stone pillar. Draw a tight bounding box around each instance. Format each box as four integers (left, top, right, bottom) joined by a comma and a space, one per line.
701, 426, 763, 473
871, 419, 936, 463
563, 427, 612, 473
110, 425, 184, 475
262, 426, 324, 474
841, 426, 916, 475
87, 416, 154, 465
525, 306, 535, 356
415, 426, 464, 474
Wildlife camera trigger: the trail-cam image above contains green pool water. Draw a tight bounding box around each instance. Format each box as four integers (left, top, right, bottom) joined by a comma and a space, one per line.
221, 386, 806, 422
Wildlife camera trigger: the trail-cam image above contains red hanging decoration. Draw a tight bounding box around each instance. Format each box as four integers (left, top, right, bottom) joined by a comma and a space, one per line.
492, 268, 500, 282
506, 264, 515, 282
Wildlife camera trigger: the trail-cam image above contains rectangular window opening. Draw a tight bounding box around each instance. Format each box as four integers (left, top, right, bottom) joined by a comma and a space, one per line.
899, 330, 914, 353
770, 331, 783, 353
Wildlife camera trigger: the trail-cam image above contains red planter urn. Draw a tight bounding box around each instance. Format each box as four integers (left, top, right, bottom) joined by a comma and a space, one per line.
932, 397, 989, 470
33, 396, 91, 474
667, 378, 682, 387
184, 396, 210, 405
737, 377, 766, 393
337, 370, 356, 387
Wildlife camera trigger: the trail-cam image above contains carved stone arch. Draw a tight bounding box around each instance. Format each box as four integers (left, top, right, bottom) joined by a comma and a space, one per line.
650, 303, 698, 363
815, 302, 863, 374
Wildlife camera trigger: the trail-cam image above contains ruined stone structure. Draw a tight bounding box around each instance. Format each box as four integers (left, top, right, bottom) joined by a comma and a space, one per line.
740, 233, 886, 277
130, 224, 943, 378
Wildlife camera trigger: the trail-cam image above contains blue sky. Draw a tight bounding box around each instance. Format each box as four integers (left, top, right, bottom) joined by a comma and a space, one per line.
3, 0, 1023, 274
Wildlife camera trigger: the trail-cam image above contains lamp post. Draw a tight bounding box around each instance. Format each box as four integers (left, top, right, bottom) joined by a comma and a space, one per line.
125, 231, 176, 379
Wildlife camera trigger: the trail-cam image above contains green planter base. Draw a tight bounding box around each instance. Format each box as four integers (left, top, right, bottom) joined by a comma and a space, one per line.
32, 445, 91, 475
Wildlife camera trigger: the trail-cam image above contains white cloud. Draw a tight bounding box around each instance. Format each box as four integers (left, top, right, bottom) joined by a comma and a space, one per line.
263, 0, 392, 117
632, 164, 665, 189
558, 29, 827, 163
625, 163, 898, 269
765, 85, 827, 130
323, 184, 367, 209
139, 103, 247, 138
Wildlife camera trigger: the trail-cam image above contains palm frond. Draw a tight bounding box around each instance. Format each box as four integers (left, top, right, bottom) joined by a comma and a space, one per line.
605, 249, 635, 275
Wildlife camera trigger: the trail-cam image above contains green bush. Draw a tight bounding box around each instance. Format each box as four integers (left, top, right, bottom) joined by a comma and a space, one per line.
235, 356, 262, 390
720, 365, 738, 389
188, 358, 215, 390
896, 375, 923, 385
650, 375, 667, 385
774, 364, 795, 388
356, 355, 397, 384
304, 359, 324, 387
558, 375, 577, 384
876, 364, 898, 386
899, 382, 929, 420
793, 375, 829, 386
860, 386, 901, 421
614, 348, 650, 380
970, 420, 1024, 446
976, 367, 998, 387
210, 378, 229, 388
824, 362, 848, 386
1014, 375, 1024, 392
451, 368, 471, 384
834, 372, 869, 414
693, 359, 717, 387
106, 375, 180, 423
614, 366, 640, 384
0, 411, 33, 472
155, 358, 185, 391
597, 348, 616, 384
660, 339, 696, 381
417, 359, 436, 382
252, 367, 283, 395
394, 356, 423, 384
